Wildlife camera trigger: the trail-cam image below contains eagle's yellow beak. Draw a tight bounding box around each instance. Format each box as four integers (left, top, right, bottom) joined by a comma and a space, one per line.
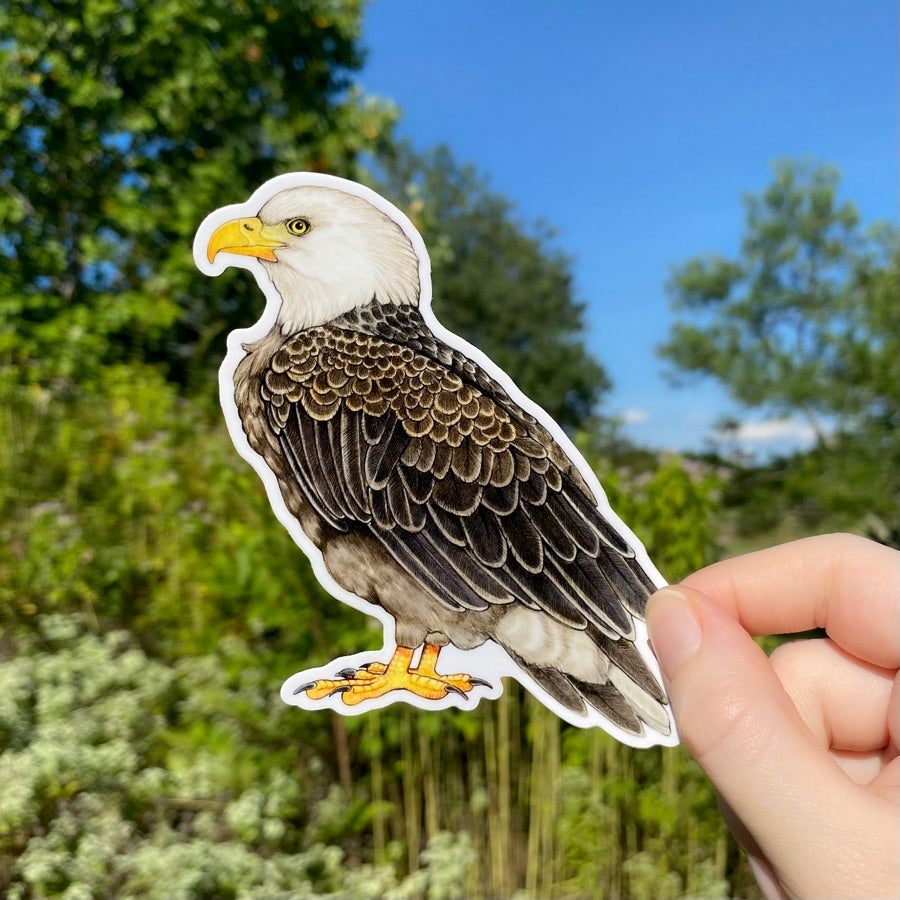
206, 217, 287, 264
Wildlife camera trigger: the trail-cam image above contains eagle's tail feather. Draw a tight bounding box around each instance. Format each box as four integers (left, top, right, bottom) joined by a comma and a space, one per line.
606, 665, 672, 735
570, 677, 643, 733
507, 653, 588, 717
505, 647, 671, 737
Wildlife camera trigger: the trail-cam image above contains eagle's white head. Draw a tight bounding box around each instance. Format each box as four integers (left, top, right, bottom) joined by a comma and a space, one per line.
206, 185, 421, 333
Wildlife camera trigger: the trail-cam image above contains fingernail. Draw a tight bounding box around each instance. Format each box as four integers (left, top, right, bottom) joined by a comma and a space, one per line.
646, 588, 702, 676
746, 853, 789, 900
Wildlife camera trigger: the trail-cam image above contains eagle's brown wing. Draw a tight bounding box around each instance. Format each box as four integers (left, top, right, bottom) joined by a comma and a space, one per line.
260, 321, 656, 642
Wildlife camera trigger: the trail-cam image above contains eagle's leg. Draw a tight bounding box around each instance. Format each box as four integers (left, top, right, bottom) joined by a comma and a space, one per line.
299, 644, 490, 705
412, 644, 491, 692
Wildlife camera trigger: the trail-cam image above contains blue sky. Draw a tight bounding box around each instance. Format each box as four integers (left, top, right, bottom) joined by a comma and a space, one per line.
356, 1, 897, 454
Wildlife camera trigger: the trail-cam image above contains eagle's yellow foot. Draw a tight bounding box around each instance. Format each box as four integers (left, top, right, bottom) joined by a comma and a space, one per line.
296, 644, 490, 705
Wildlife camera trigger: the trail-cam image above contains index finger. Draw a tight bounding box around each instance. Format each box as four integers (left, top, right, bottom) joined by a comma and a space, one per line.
681, 533, 900, 669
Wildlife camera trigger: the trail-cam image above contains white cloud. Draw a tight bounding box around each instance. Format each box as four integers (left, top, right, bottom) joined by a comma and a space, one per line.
619, 408, 650, 425
723, 418, 817, 444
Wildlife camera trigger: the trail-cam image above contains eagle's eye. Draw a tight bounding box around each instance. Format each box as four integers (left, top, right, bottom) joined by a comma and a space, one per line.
286, 217, 312, 236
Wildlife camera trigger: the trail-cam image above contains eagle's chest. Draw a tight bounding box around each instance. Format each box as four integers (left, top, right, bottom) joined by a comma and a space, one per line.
234, 340, 329, 547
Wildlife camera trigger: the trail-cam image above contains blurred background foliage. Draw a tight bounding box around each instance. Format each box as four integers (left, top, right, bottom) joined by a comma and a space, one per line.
1, 1, 896, 898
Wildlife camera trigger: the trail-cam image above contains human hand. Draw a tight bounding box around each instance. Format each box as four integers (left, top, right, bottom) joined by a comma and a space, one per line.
646, 534, 899, 899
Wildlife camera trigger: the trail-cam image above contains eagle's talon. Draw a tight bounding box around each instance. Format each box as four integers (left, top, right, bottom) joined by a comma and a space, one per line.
444, 684, 468, 700
357, 661, 388, 675
293, 646, 491, 707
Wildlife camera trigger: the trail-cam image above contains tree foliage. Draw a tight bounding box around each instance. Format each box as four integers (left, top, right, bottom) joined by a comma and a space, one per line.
660, 159, 897, 439
659, 159, 899, 531
1, 0, 396, 389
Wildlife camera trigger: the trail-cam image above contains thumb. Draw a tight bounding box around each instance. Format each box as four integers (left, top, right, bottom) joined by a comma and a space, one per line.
646, 585, 878, 898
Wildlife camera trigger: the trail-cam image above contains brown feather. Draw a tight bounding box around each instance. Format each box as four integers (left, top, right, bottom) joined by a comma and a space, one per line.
247, 313, 656, 660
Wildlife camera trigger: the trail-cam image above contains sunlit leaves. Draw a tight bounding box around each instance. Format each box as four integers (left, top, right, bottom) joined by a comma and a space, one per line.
1, 0, 397, 388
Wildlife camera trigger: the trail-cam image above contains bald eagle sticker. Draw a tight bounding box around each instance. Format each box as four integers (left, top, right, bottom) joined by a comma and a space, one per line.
194, 173, 677, 748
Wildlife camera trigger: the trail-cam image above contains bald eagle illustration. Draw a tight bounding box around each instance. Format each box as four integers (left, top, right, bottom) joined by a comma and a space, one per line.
195, 174, 675, 747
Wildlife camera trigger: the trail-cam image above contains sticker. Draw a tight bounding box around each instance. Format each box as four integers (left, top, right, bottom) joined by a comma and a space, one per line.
194, 173, 677, 748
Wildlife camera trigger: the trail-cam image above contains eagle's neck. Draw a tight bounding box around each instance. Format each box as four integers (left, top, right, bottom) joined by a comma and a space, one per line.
267, 265, 368, 334
264, 251, 421, 335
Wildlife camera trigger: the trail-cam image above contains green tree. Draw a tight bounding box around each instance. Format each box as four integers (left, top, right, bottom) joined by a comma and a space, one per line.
1, 0, 395, 390
659, 159, 899, 531
375, 143, 611, 430
661, 160, 876, 434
